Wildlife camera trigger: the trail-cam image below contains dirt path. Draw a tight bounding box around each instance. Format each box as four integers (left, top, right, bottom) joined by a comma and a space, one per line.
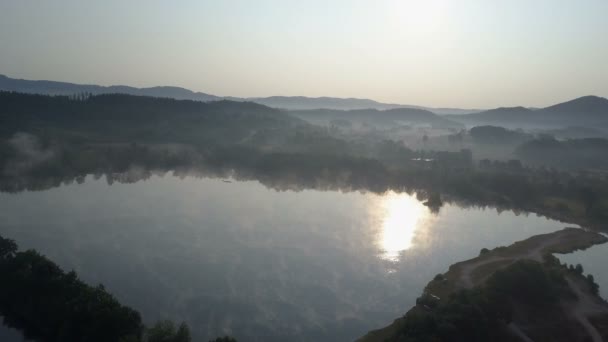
507, 323, 535, 342
457, 233, 564, 289
458, 255, 509, 288
565, 277, 605, 342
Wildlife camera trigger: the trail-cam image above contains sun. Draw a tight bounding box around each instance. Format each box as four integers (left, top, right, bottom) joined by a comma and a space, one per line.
387, 0, 448, 37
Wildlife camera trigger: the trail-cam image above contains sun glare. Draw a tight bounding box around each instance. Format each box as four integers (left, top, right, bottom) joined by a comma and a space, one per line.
387, 0, 447, 37
378, 192, 430, 261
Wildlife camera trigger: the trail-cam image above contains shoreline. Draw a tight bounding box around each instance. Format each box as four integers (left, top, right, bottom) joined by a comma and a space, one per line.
358, 227, 608, 342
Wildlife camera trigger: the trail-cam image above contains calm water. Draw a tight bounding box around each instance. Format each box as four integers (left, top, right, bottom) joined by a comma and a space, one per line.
558, 238, 608, 299
0, 175, 594, 341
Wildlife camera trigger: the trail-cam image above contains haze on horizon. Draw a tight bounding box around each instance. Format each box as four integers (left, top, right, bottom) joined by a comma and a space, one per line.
1, 0, 607, 109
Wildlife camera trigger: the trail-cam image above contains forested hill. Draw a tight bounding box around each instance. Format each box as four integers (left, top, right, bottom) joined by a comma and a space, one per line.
450, 96, 608, 128
0, 92, 310, 146
289, 108, 463, 129
0, 74, 221, 102
0, 74, 478, 113
0, 91, 371, 166
0, 91, 290, 123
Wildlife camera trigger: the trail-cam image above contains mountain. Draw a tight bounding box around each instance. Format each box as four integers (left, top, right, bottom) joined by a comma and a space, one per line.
250, 96, 406, 110
450, 106, 534, 124
544, 95, 608, 120
4, 74, 605, 127
0, 74, 220, 102
0, 74, 478, 114
249, 95, 478, 114
290, 108, 463, 129
450, 96, 608, 129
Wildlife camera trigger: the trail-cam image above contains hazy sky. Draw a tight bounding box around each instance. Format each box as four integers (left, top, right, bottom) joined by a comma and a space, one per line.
1, 0, 607, 108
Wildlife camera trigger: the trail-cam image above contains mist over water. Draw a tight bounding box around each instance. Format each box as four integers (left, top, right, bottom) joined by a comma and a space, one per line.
0, 174, 572, 341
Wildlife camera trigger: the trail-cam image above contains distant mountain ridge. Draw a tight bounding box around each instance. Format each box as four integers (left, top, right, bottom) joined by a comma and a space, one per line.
0, 74, 477, 114
2, 74, 605, 126
449, 96, 608, 129
248, 95, 478, 114
0, 74, 221, 102
545, 95, 608, 117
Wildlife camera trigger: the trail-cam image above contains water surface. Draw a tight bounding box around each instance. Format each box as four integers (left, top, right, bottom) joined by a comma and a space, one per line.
0, 175, 576, 341
558, 239, 608, 299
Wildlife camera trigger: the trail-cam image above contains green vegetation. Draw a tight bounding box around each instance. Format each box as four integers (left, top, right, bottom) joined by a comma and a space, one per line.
587, 274, 600, 295
0, 234, 235, 342
361, 229, 608, 342
145, 321, 191, 342
208, 338, 238, 342
469, 125, 530, 145
382, 261, 587, 342
516, 136, 608, 170
565, 263, 601, 296
0, 234, 143, 341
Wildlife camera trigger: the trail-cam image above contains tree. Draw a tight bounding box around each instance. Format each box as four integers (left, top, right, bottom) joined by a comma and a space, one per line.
147, 321, 177, 342
586, 274, 599, 295
174, 322, 191, 342
209, 336, 238, 342
147, 320, 191, 342
0, 236, 17, 259
579, 187, 598, 216
424, 192, 443, 213
0, 236, 143, 342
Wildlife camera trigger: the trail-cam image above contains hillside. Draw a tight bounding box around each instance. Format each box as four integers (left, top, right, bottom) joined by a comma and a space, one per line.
250, 95, 412, 111
0, 74, 221, 102
516, 136, 608, 170
249, 95, 478, 114
0, 91, 316, 151
544, 95, 608, 121
0, 74, 477, 114
451, 96, 608, 128
359, 228, 608, 342
289, 108, 463, 129
448, 106, 534, 126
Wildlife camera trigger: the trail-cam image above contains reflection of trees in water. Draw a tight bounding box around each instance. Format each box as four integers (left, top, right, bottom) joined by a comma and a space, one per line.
3, 141, 607, 233
0, 141, 463, 205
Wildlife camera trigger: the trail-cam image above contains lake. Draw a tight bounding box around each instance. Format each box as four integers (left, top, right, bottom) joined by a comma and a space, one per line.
0, 174, 599, 341
558, 237, 608, 299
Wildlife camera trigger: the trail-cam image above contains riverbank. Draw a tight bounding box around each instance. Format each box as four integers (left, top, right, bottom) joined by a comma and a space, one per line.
359, 228, 608, 342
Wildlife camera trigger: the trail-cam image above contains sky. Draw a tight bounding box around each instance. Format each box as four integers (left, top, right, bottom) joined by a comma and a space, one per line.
1, 0, 607, 108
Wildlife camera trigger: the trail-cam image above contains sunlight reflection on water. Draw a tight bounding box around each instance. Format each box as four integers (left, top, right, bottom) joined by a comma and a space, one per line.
376, 192, 433, 261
